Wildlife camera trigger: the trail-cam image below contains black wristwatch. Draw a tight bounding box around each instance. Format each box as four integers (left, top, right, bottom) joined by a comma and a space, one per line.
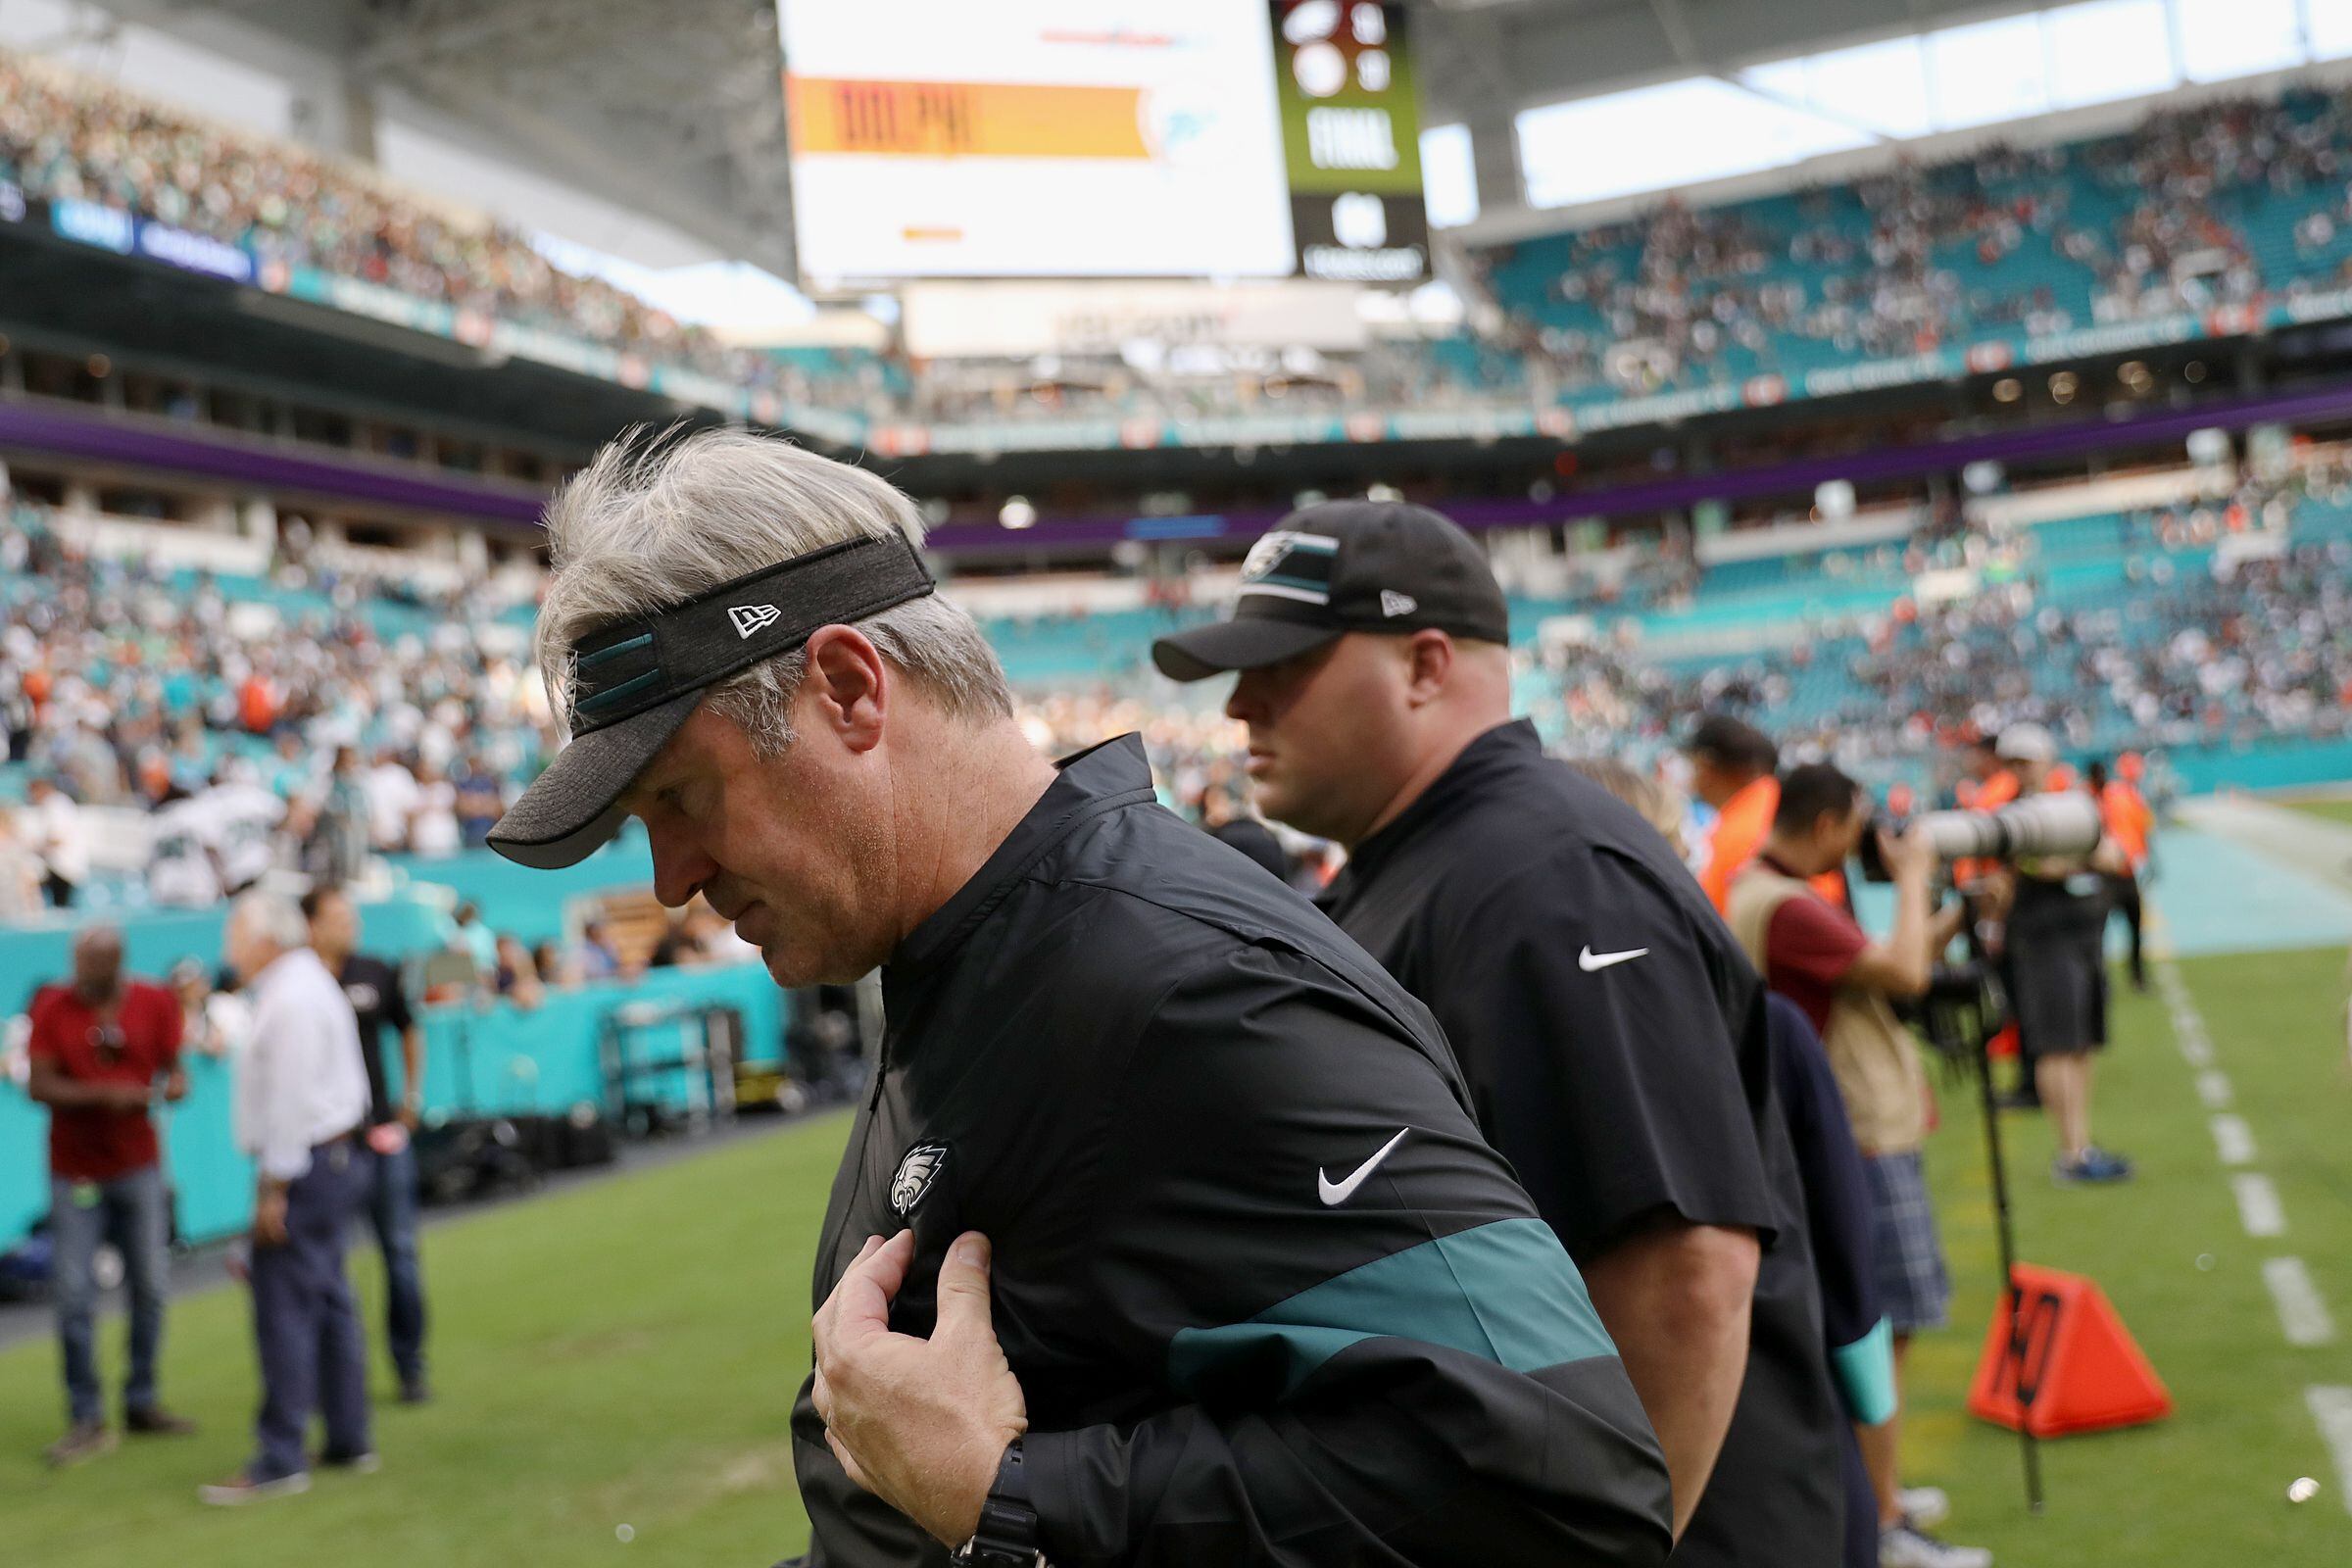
951, 1438, 1043, 1567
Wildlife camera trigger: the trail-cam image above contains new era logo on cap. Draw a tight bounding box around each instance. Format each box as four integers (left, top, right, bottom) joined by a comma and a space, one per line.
728, 604, 781, 640
1380, 590, 1417, 617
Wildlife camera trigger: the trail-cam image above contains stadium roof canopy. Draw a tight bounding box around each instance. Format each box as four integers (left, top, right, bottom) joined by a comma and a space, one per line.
75, 0, 796, 275
74, 0, 2082, 279
1413, 0, 2082, 122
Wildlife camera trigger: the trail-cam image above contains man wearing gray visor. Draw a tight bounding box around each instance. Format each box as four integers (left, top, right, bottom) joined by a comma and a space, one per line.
490, 427, 1672, 1567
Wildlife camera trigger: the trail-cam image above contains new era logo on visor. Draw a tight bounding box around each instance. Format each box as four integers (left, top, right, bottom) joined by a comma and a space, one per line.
728, 603, 781, 640
1381, 590, 1417, 617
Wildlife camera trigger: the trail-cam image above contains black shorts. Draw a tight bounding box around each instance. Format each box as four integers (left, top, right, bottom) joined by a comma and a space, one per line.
2008, 877, 2109, 1055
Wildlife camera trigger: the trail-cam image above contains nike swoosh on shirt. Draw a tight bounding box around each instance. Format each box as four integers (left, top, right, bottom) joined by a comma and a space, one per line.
1318, 1127, 1410, 1207
1578, 945, 1649, 972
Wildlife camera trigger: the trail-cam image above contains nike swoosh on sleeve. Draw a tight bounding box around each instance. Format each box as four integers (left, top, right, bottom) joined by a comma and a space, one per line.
1318, 1127, 1410, 1206
1577, 946, 1649, 972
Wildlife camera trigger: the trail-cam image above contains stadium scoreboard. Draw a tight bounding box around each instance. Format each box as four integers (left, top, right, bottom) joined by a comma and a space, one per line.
778, 0, 1430, 286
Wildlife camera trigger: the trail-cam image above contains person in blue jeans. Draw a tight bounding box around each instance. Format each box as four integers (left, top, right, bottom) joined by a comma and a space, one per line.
25, 924, 200, 1464
305, 883, 430, 1402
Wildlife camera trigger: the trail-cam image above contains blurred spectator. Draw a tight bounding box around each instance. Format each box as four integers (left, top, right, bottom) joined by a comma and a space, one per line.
296, 746, 373, 889
0, 805, 45, 919
146, 782, 222, 909
305, 884, 431, 1403
448, 902, 498, 977
492, 933, 545, 1009
365, 748, 421, 854
200, 762, 289, 896
25, 923, 197, 1465
205, 891, 372, 1504
452, 756, 505, 849
577, 918, 620, 982
529, 939, 570, 990
170, 956, 251, 1059
24, 775, 88, 908
407, 758, 462, 858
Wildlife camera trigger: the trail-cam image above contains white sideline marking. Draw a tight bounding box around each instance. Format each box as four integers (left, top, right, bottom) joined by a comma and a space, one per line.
2210, 1113, 2258, 1166
2194, 1069, 2233, 1110
2176, 1029, 2215, 1068
2234, 1173, 2288, 1238
2306, 1387, 2352, 1516
2265, 1258, 2337, 1348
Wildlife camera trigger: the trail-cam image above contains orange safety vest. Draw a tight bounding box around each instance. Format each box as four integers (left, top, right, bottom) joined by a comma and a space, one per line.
2100, 780, 2152, 869
1701, 775, 1847, 915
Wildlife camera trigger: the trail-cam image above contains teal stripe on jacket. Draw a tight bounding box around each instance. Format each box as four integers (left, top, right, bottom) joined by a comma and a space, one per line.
1167, 1217, 1618, 1398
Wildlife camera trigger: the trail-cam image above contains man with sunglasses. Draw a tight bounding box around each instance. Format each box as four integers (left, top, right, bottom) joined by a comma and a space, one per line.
25, 923, 198, 1465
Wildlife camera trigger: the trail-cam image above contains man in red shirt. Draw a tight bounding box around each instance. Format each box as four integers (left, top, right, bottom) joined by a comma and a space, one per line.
25, 924, 198, 1465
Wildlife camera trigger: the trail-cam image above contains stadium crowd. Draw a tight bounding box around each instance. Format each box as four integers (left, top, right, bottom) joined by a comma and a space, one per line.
1484, 89, 2352, 398
26, 41, 2352, 430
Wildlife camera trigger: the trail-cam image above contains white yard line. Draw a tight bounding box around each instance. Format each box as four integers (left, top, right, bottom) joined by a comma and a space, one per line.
2193, 1069, 2233, 1109
2210, 1113, 2258, 1166
2233, 1172, 2287, 1238
2306, 1387, 2352, 1518
2264, 1258, 2337, 1348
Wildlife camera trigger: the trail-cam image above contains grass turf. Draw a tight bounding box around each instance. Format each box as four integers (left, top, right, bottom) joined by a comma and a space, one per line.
2288, 797, 2352, 831
5, 1116, 849, 1567
8, 946, 2350, 1566
1905, 943, 2352, 1562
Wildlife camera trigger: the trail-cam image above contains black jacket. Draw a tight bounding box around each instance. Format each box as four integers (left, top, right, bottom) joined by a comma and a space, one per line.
1320, 721, 1846, 1568
790, 735, 1671, 1567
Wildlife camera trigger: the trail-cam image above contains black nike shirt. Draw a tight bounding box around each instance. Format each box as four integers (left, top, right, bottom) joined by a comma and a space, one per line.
335, 953, 413, 1127
1319, 720, 1845, 1568
790, 734, 1671, 1568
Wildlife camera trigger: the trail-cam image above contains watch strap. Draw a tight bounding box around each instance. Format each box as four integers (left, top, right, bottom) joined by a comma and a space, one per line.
951, 1439, 1042, 1567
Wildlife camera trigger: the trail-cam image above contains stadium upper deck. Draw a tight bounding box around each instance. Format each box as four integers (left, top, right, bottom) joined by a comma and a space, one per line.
17, 45, 2352, 460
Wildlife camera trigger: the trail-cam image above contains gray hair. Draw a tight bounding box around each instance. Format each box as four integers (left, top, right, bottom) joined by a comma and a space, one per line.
229, 890, 310, 951
535, 426, 1011, 757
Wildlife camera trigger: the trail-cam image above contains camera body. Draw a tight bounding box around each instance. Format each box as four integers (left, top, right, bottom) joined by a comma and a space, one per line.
1856, 791, 2104, 882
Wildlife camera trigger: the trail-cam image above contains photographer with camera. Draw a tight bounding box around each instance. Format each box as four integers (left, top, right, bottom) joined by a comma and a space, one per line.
1727, 765, 1985, 1568
1978, 726, 2133, 1186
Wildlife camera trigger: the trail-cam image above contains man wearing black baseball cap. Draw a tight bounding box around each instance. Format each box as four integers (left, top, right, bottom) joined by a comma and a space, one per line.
1155, 499, 1845, 1565
493, 433, 1671, 1566
1152, 499, 1511, 683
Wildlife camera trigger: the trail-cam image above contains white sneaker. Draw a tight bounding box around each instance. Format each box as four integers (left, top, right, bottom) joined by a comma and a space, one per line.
1898, 1486, 1951, 1529
1881, 1523, 1992, 1568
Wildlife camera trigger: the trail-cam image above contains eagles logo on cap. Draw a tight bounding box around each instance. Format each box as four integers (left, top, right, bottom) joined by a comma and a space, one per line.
1239, 530, 1340, 607
890, 1141, 949, 1217
1152, 499, 1510, 683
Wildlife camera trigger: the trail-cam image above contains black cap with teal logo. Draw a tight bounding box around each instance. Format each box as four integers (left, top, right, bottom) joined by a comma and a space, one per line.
1152, 499, 1509, 682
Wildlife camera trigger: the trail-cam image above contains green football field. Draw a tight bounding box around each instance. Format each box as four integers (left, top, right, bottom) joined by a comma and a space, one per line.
2289, 796, 2352, 830
7, 945, 2350, 1566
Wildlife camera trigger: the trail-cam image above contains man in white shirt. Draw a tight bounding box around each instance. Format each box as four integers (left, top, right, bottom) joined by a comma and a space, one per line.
200, 892, 374, 1505
146, 789, 223, 909
364, 750, 420, 854
405, 758, 462, 858
198, 766, 288, 895
25, 775, 89, 908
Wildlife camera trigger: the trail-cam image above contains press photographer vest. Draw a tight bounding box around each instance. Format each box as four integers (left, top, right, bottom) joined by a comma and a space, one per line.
1728, 864, 1929, 1155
